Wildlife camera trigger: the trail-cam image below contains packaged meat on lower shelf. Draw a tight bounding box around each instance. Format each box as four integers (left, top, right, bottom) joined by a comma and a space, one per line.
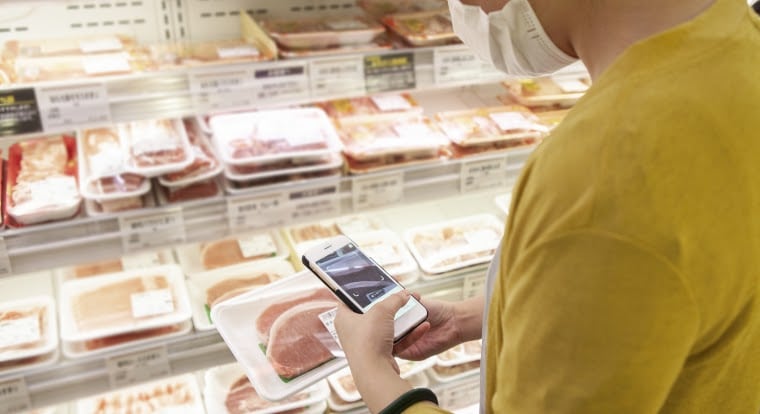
435, 106, 548, 148
78, 127, 151, 202
55, 249, 175, 281
224, 153, 343, 182
315, 94, 420, 118
76, 373, 205, 414
285, 215, 385, 258
502, 75, 591, 109
187, 259, 296, 331
157, 178, 221, 204
382, 11, 459, 47
62, 320, 192, 359
404, 214, 504, 275
428, 360, 481, 383
176, 230, 289, 276
58, 265, 191, 343
209, 108, 342, 167
0, 296, 58, 367
158, 119, 222, 188
213, 271, 347, 401
327, 366, 430, 412
435, 340, 482, 367
117, 118, 194, 176
5, 135, 82, 226
223, 168, 342, 195
204, 363, 330, 414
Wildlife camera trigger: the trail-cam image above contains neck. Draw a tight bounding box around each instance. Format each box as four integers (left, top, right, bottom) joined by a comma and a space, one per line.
531, 0, 718, 79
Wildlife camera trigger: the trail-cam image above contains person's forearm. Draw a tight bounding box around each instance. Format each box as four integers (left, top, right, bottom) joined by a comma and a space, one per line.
352, 358, 413, 413
455, 295, 485, 342
459, 0, 510, 13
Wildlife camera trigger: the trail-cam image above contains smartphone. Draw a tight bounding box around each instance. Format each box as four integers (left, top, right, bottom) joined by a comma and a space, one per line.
302, 235, 428, 342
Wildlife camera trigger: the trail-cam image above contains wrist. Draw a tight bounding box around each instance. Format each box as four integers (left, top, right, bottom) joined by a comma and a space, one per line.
454, 296, 485, 343
351, 360, 412, 413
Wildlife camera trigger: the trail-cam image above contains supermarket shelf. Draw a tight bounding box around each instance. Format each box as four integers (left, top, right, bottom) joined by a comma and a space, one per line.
0, 147, 529, 276
2, 264, 487, 411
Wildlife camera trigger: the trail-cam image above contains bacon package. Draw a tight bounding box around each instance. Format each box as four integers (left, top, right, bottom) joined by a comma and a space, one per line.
213, 271, 347, 401
6, 135, 81, 226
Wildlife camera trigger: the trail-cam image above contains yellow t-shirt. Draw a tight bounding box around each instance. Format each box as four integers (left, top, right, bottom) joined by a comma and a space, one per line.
407, 0, 760, 412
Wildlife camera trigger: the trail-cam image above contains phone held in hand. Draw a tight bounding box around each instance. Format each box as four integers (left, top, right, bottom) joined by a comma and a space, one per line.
302, 235, 428, 342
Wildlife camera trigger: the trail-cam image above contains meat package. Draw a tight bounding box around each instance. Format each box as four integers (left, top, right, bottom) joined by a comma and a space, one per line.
5, 135, 82, 226
117, 118, 194, 176
382, 11, 459, 47
224, 152, 343, 182
326, 366, 430, 412
212, 271, 348, 401
315, 93, 421, 118
186, 259, 296, 331
0, 296, 58, 367
56, 250, 175, 281
76, 374, 205, 414
158, 119, 222, 187
404, 214, 505, 275
503, 75, 591, 109
175, 230, 289, 276
358, 0, 448, 17
204, 363, 330, 414
349, 230, 420, 285
435, 340, 483, 367
58, 265, 192, 343
260, 15, 386, 50
435, 105, 548, 148
285, 214, 385, 258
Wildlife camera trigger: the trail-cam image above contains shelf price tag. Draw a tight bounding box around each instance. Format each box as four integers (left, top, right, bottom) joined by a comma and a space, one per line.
0, 237, 12, 278
462, 272, 488, 299
460, 155, 510, 194
352, 171, 404, 211
310, 55, 366, 98
188, 67, 255, 111
107, 345, 171, 389
0, 377, 31, 414
289, 183, 341, 221
227, 192, 289, 232
364, 52, 416, 93
434, 46, 482, 86
36, 82, 111, 132
119, 208, 186, 253
252, 63, 310, 104
0, 88, 42, 137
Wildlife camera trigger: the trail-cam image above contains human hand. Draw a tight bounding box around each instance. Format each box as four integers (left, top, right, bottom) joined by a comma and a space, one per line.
393, 296, 466, 361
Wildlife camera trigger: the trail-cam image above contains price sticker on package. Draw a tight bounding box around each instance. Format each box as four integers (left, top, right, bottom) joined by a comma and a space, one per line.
310, 56, 366, 98
434, 46, 481, 86
188, 67, 255, 111
36, 82, 111, 132
460, 156, 510, 194
0, 237, 12, 277
0, 377, 31, 414
352, 172, 404, 210
252, 63, 310, 104
119, 208, 186, 252
107, 345, 171, 389
227, 192, 289, 231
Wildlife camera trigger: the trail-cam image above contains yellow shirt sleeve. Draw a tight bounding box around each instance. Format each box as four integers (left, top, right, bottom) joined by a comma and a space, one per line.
487, 230, 700, 413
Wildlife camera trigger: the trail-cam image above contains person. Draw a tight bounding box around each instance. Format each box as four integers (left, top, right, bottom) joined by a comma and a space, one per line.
333, 0, 760, 413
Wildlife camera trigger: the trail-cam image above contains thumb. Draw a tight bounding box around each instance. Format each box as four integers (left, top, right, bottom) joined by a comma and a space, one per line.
371, 290, 410, 317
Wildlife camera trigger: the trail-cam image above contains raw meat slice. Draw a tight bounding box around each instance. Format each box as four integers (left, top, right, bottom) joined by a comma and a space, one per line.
205, 274, 273, 308
200, 238, 275, 270
255, 289, 336, 344
84, 324, 181, 351
265, 300, 339, 378
224, 375, 308, 414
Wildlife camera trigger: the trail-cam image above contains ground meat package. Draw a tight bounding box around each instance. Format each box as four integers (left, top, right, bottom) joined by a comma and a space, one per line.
212, 271, 347, 401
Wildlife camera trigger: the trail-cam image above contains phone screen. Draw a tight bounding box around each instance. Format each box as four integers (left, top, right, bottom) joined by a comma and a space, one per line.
315, 242, 402, 311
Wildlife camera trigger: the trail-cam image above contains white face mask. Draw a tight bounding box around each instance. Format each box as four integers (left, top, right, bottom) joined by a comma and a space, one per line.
448, 0, 577, 77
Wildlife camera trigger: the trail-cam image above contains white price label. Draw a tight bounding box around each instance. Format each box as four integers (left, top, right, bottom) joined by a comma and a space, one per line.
252, 64, 310, 104
0, 378, 31, 414
352, 172, 404, 210
434, 46, 482, 85
119, 208, 186, 252
462, 273, 488, 299
289, 184, 341, 221
107, 345, 171, 389
438, 376, 481, 410
188, 67, 255, 112
130, 289, 174, 319
0, 237, 13, 277
489, 112, 548, 133
460, 156, 510, 194
0, 317, 41, 348
371, 94, 412, 112
82, 53, 131, 75
310, 56, 366, 98
318, 308, 345, 358
79, 37, 123, 53
227, 193, 288, 231
37, 82, 111, 131
238, 234, 278, 258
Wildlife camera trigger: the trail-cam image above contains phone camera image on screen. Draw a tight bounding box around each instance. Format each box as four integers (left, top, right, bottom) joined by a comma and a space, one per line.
316, 243, 398, 309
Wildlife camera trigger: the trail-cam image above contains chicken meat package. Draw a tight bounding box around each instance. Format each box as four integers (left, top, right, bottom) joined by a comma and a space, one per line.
503, 75, 591, 108
336, 113, 448, 161
58, 265, 191, 342
117, 118, 195, 177
176, 230, 289, 276
6, 135, 82, 226
435, 105, 549, 148
260, 15, 385, 50
209, 107, 342, 167
314, 93, 421, 119
188, 259, 296, 331
158, 119, 222, 188
0, 296, 58, 364
78, 127, 151, 201
404, 214, 504, 275
76, 373, 205, 414
204, 362, 330, 414
212, 271, 347, 400
382, 11, 459, 47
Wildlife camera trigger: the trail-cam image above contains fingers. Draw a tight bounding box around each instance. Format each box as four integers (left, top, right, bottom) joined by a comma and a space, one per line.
370, 290, 411, 317
393, 321, 431, 359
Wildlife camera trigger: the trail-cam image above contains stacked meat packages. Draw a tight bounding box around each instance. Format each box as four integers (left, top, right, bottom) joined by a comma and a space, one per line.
209, 107, 344, 194
0, 296, 58, 376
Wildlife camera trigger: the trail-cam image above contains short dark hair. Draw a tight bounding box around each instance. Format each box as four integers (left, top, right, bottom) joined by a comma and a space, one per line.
754, 1, 760, 15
